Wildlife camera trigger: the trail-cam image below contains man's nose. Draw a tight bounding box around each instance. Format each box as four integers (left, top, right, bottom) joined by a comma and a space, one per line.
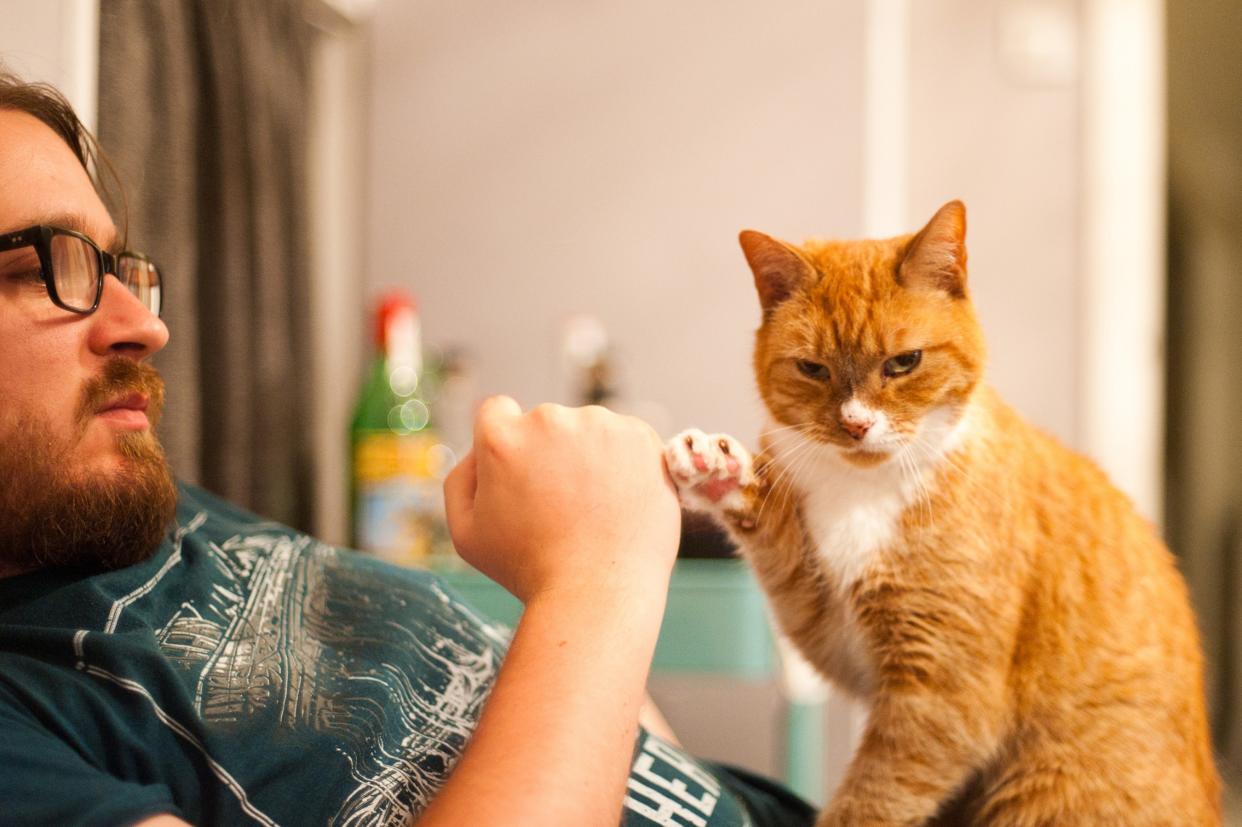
87, 274, 170, 359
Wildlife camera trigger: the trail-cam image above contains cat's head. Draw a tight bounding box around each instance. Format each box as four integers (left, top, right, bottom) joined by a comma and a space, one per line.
742, 200, 985, 468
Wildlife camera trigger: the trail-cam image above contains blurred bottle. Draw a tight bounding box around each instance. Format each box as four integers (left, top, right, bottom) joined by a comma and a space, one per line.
350, 292, 454, 566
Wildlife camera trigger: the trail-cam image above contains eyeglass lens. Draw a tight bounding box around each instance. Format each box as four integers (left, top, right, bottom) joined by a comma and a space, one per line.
50, 233, 99, 310
48, 233, 162, 315
118, 255, 162, 316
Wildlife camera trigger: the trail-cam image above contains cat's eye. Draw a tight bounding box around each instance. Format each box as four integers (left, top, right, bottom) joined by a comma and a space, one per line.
883, 350, 922, 377
796, 359, 830, 381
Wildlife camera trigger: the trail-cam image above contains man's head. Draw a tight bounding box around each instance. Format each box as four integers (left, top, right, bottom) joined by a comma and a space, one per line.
0, 70, 176, 576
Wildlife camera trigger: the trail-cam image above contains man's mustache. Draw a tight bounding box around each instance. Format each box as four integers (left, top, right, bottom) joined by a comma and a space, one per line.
76, 360, 166, 432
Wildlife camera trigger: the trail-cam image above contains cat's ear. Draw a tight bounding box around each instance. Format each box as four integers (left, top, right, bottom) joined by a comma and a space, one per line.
739, 230, 815, 312
898, 200, 968, 298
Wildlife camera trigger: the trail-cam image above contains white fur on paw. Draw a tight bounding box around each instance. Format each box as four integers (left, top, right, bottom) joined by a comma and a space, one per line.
665, 429, 755, 514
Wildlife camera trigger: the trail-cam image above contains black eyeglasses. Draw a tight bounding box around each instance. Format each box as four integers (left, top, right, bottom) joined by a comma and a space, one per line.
0, 224, 163, 317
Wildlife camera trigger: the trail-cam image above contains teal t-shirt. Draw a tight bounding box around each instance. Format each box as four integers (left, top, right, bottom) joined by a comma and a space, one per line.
0, 483, 811, 826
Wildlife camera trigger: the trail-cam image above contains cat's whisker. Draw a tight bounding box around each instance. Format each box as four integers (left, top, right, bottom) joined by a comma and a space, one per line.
905, 436, 952, 486
759, 423, 819, 453
761, 435, 822, 528
759, 434, 812, 458
756, 425, 820, 501
756, 436, 817, 528
908, 433, 973, 486
893, 446, 913, 512
770, 441, 821, 531
755, 449, 798, 525
905, 434, 1004, 515
761, 421, 815, 437
897, 444, 934, 529
906, 437, 945, 527
897, 447, 922, 526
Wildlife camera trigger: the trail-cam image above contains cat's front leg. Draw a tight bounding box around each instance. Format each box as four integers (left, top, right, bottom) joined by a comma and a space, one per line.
664, 429, 819, 601
664, 429, 761, 533
815, 686, 1004, 827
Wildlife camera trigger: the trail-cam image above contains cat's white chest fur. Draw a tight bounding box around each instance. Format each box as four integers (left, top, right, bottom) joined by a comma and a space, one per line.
768, 406, 968, 591
792, 449, 914, 588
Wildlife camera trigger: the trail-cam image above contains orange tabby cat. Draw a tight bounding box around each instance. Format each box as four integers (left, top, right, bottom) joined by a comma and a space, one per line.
666, 201, 1220, 826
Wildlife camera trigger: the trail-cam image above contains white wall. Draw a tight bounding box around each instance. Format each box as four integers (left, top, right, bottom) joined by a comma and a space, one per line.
0, 0, 98, 131
367, 0, 866, 446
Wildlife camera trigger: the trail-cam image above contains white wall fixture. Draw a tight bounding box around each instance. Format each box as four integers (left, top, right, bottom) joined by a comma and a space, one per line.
307, 1, 372, 546
996, 0, 1079, 86
864, 0, 910, 238
1080, 0, 1166, 523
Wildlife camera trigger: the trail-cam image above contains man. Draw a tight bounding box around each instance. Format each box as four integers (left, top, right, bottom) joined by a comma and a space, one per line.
0, 72, 813, 826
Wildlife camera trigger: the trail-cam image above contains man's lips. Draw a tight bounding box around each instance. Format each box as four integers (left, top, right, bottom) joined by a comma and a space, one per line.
96, 394, 151, 428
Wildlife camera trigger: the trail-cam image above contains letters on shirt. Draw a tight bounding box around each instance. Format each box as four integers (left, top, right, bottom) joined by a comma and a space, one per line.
623, 733, 724, 827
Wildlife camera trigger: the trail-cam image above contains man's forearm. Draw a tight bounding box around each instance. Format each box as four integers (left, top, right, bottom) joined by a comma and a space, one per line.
414, 581, 669, 826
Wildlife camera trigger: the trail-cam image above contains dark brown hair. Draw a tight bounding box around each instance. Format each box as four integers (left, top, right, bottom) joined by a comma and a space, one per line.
0, 65, 126, 233
0, 67, 94, 169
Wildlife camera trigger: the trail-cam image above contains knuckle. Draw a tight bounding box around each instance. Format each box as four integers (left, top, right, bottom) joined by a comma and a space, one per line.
475, 422, 510, 456
474, 397, 506, 429
575, 405, 611, 430
478, 394, 510, 415
531, 402, 566, 425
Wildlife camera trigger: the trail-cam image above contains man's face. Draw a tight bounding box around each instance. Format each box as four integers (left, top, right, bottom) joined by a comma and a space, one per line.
0, 109, 176, 575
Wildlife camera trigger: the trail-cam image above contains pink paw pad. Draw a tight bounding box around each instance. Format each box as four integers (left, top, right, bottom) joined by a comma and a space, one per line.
666, 429, 754, 509
697, 476, 739, 503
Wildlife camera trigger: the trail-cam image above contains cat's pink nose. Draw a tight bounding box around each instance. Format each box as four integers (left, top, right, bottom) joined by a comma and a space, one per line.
842, 418, 872, 440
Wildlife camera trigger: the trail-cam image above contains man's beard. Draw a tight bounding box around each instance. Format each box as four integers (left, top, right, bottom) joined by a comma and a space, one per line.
0, 360, 178, 576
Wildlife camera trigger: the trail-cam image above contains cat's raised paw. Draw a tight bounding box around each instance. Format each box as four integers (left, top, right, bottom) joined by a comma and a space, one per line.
665, 429, 755, 515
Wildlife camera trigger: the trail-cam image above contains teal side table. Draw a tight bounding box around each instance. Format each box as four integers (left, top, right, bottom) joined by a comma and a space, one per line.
436, 558, 775, 676
435, 558, 823, 802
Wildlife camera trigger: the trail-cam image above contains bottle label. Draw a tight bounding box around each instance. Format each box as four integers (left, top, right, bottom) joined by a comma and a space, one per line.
354, 431, 452, 567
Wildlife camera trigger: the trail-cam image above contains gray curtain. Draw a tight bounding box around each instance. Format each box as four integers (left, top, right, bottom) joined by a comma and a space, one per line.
1167, 0, 1242, 780
97, 0, 315, 529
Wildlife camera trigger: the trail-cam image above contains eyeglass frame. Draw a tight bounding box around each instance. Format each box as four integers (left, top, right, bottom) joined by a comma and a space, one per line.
0, 224, 163, 317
